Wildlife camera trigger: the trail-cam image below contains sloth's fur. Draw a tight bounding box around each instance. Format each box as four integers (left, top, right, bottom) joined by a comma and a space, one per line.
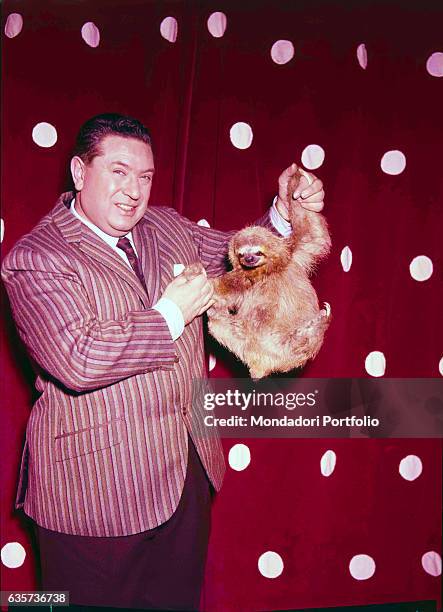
205, 171, 332, 379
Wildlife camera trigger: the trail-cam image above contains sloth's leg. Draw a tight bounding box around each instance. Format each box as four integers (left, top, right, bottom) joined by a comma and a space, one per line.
291, 303, 331, 363
248, 359, 271, 380
296, 302, 331, 336
207, 314, 245, 359
245, 337, 283, 379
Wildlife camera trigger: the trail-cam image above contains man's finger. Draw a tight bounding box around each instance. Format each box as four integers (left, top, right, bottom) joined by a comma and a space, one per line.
199, 288, 214, 305
301, 194, 325, 209
278, 162, 299, 185
299, 200, 325, 213
298, 168, 314, 185
206, 287, 215, 302
171, 275, 188, 287
195, 281, 214, 301
301, 188, 325, 203
300, 178, 324, 200
292, 175, 312, 199
185, 270, 206, 282
187, 273, 208, 289
197, 298, 216, 316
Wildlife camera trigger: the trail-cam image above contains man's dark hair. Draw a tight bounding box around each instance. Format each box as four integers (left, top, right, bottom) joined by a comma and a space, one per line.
73, 113, 152, 164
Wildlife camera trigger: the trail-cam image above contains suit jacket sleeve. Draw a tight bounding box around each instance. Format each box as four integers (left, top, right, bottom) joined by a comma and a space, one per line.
2, 246, 177, 393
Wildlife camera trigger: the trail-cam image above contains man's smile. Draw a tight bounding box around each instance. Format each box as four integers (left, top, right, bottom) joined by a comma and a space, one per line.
116, 203, 137, 212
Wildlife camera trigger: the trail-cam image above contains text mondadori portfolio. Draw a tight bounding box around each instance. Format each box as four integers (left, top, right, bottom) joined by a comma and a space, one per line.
204, 415, 380, 427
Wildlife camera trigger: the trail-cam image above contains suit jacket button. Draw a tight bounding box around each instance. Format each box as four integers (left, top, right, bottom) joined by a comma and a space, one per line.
182, 406, 187, 416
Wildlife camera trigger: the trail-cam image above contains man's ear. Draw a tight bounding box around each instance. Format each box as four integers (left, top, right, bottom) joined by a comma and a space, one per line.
70, 156, 86, 191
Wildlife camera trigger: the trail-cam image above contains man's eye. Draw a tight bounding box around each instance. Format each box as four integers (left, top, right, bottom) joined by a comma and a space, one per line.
140, 175, 152, 182
113, 169, 125, 176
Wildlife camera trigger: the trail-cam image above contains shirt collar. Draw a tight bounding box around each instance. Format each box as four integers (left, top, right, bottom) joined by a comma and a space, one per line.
70, 198, 134, 248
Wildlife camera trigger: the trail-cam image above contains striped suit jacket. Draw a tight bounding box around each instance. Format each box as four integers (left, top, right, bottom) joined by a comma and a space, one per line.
2, 192, 273, 537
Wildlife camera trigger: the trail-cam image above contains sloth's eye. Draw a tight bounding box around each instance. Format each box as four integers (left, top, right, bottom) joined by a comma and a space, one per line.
256, 251, 264, 257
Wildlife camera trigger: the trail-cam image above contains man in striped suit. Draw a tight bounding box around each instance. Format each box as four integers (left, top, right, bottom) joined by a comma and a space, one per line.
2, 114, 325, 610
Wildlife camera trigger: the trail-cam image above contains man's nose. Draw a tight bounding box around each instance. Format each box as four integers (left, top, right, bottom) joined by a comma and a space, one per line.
123, 175, 140, 200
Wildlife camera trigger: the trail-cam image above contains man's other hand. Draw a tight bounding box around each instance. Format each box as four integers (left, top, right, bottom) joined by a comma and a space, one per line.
276, 162, 325, 219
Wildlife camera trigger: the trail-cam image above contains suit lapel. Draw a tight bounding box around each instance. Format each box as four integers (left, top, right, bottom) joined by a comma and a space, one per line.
78, 232, 149, 306
53, 193, 149, 307
133, 217, 161, 305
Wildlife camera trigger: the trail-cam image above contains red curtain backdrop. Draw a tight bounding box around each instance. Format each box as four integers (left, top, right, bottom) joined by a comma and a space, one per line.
1, 1, 442, 610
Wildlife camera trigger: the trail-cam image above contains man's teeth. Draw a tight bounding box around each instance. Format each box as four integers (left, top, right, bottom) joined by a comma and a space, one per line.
117, 204, 134, 211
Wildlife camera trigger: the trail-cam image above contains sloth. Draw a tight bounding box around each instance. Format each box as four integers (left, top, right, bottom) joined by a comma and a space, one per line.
204, 170, 332, 379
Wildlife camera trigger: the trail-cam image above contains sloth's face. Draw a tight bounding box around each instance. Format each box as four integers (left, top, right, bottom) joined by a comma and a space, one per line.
229, 226, 290, 273
236, 246, 266, 268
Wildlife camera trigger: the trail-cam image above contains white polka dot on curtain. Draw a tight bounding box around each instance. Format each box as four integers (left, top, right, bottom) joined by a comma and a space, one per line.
32, 122, 58, 148
380, 150, 406, 175
4, 13, 23, 38
197, 219, 210, 227
399, 455, 422, 481
426, 52, 443, 77
207, 12, 227, 38
421, 551, 442, 576
320, 450, 336, 476
228, 443, 251, 471
81, 22, 100, 48
340, 246, 352, 272
301, 144, 325, 170
409, 256, 433, 281
208, 354, 216, 372
270, 40, 294, 65
230, 122, 253, 149
1, 542, 26, 568
349, 554, 376, 580
356, 43, 367, 69
258, 551, 284, 578
160, 17, 178, 43
364, 351, 386, 377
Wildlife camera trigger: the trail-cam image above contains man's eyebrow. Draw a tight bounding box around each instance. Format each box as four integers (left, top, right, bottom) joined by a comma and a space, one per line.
111, 161, 155, 173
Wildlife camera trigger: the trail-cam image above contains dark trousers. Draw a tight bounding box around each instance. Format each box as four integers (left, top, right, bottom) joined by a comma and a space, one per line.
36, 438, 212, 611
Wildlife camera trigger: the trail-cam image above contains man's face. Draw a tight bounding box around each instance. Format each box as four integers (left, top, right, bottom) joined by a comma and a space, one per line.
71, 135, 155, 237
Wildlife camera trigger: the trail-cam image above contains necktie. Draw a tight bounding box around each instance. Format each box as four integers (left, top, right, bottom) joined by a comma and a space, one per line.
116, 237, 147, 293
